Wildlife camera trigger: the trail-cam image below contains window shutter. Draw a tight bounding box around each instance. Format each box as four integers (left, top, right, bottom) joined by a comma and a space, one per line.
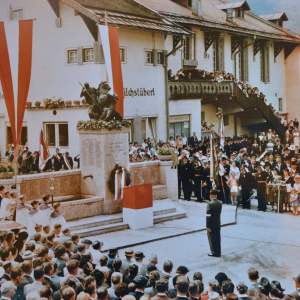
243, 40, 248, 82
153, 50, 157, 66
163, 50, 168, 66
265, 44, 270, 83
217, 37, 224, 72
77, 47, 83, 65
94, 42, 105, 64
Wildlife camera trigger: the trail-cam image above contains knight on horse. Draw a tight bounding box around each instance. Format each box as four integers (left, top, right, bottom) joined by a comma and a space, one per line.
80, 81, 123, 121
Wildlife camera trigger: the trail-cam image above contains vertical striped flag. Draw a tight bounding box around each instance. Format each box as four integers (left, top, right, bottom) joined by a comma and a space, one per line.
0, 20, 34, 155
39, 129, 50, 161
98, 25, 124, 117
219, 115, 225, 149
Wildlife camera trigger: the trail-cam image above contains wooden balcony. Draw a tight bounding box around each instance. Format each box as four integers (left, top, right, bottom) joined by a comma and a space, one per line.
168, 80, 234, 101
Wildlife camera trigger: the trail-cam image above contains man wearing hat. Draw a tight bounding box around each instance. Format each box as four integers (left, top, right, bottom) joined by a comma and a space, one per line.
108, 248, 118, 269
0, 281, 15, 299
121, 249, 134, 277
254, 166, 268, 211
130, 275, 148, 300
90, 240, 104, 266
206, 189, 222, 257
291, 274, 300, 300
81, 239, 92, 250
134, 252, 147, 276
255, 277, 271, 299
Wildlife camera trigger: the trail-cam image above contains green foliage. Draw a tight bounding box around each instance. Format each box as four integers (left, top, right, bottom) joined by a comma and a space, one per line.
0, 164, 14, 173
157, 148, 174, 155
45, 97, 64, 109
77, 119, 131, 131
107, 164, 131, 195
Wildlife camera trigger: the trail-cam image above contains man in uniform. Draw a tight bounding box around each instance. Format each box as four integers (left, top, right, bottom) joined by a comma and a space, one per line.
239, 166, 254, 209
193, 158, 204, 202
180, 156, 194, 201
254, 165, 268, 211
52, 148, 63, 171
206, 189, 222, 257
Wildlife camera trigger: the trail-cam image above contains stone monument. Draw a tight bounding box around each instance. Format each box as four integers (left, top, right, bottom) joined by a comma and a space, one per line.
78, 82, 130, 214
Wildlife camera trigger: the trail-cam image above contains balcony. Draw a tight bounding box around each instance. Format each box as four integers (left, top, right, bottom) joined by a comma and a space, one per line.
168, 80, 286, 139
168, 80, 234, 101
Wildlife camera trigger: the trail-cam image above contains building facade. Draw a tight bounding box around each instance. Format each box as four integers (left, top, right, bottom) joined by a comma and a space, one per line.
0, 0, 299, 160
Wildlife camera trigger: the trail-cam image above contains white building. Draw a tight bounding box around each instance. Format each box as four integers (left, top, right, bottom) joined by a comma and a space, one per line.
0, 0, 299, 159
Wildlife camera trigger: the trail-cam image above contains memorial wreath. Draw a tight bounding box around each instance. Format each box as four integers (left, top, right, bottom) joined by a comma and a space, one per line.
108, 164, 131, 194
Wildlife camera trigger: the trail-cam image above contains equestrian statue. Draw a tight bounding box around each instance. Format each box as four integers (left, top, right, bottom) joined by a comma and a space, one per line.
80, 81, 123, 121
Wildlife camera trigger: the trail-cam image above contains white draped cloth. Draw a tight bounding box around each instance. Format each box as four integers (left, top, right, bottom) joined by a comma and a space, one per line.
0, 198, 11, 219
27, 209, 39, 236
50, 211, 67, 230
37, 203, 52, 227
16, 204, 29, 227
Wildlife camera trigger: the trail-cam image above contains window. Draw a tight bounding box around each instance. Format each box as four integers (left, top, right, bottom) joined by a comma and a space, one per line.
141, 118, 157, 140
120, 47, 126, 63
212, 37, 224, 72
188, 0, 192, 7
145, 51, 153, 64
183, 37, 191, 60
12, 9, 24, 20
68, 50, 78, 64
237, 9, 244, 18
201, 111, 205, 122
84, 48, 94, 62
224, 115, 229, 127
157, 51, 164, 65
45, 123, 69, 148
260, 43, 270, 83
6, 126, 27, 148
278, 98, 283, 112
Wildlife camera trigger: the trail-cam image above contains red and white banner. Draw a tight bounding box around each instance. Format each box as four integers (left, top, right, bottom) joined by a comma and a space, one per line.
0, 20, 34, 153
98, 25, 124, 117
40, 129, 50, 161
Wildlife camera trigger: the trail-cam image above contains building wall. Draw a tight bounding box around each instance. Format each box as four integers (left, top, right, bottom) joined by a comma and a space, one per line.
286, 46, 300, 121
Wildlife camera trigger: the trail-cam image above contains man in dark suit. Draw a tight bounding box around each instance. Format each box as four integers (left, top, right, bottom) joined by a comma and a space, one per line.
273, 141, 283, 156
275, 157, 287, 177
188, 281, 203, 300
18, 261, 34, 290
43, 233, 55, 250
254, 166, 268, 211
173, 276, 189, 300
206, 189, 223, 257
239, 166, 254, 209
151, 279, 170, 300
52, 148, 63, 171
42, 262, 56, 292
188, 132, 198, 147
130, 275, 148, 300
180, 156, 194, 201
1, 262, 12, 281
248, 160, 257, 174
294, 118, 299, 129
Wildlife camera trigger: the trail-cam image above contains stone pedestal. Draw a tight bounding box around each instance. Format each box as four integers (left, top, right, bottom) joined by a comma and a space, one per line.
159, 161, 178, 200
78, 127, 130, 214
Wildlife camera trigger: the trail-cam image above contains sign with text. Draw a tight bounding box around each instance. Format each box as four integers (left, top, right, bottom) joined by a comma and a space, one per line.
124, 88, 155, 98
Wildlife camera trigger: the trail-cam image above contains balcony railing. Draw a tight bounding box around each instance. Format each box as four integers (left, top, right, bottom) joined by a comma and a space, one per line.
168, 80, 233, 100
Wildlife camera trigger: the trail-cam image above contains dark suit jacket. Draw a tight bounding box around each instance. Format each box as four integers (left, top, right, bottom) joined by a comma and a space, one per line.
188, 136, 198, 147
130, 291, 144, 300
18, 274, 34, 290
239, 172, 254, 190
206, 198, 222, 228
171, 296, 189, 300
43, 241, 54, 250
152, 295, 171, 300
43, 276, 57, 292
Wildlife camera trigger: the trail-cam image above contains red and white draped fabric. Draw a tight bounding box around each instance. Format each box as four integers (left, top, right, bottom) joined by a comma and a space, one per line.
64, 154, 72, 170
98, 25, 124, 117
40, 129, 50, 161
0, 20, 34, 157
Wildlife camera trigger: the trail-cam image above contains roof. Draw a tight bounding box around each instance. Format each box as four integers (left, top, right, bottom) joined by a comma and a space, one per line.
135, 0, 300, 43
260, 12, 289, 22
215, 1, 250, 11
87, 8, 192, 35
60, 0, 191, 35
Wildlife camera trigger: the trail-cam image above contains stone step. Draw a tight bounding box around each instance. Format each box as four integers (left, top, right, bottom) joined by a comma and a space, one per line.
69, 199, 186, 237
75, 222, 130, 238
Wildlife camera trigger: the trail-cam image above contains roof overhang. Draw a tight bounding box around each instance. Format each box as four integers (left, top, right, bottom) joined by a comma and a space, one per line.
260, 12, 289, 22
215, 1, 250, 12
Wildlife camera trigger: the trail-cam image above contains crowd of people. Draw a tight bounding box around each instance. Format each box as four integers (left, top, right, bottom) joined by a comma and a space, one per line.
4, 146, 80, 174
0, 216, 300, 300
